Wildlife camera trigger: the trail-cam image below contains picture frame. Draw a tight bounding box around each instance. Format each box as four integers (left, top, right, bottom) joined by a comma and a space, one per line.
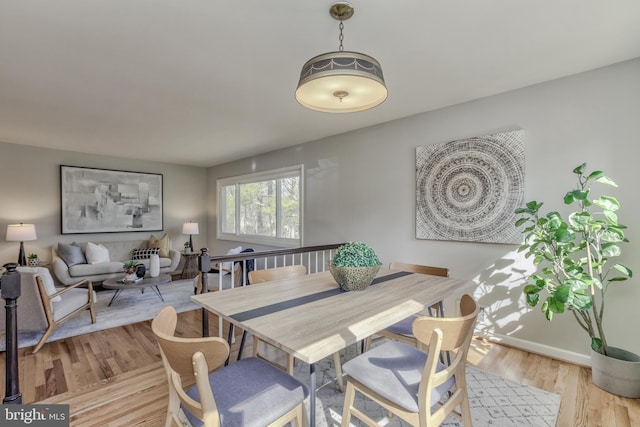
415, 130, 525, 244
60, 165, 163, 234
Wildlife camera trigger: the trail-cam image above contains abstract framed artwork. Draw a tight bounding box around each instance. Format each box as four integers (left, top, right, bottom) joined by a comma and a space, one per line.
416, 130, 525, 244
60, 165, 163, 234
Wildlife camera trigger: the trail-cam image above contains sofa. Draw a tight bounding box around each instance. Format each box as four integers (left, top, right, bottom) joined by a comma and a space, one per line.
52, 239, 180, 286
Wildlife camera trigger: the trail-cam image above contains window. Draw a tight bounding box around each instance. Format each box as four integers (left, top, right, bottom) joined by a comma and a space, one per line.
217, 165, 303, 247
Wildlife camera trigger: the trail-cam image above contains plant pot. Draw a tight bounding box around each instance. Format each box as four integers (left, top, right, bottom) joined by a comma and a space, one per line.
591, 346, 640, 398
329, 264, 381, 291
27, 258, 39, 267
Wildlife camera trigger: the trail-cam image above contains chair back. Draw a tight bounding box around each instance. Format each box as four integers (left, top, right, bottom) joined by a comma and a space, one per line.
389, 261, 449, 277
248, 265, 307, 284
151, 306, 229, 380
152, 306, 230, 426
412, 294, 479, 425
412, 295, 478, 352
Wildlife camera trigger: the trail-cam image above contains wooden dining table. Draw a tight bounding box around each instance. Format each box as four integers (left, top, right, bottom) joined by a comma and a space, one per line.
191, 268, 468, 426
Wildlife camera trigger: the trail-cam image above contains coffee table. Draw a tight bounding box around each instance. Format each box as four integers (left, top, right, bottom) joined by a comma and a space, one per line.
102, 274, 172, 306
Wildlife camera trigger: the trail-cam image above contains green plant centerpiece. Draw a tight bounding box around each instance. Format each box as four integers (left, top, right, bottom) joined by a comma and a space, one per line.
330, 242, 381, 291
515, 163, 639, 397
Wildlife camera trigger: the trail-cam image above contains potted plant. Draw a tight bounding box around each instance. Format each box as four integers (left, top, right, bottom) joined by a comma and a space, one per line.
27, 253, 39, 267
515, 163, 639, 397
330, 242, 381, 291
123, 260, 140, 283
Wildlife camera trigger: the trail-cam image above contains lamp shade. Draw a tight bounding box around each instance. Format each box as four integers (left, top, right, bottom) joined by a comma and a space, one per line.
6, 223, 37, 242
182, 222, 199, 235
295, 51, 387, 113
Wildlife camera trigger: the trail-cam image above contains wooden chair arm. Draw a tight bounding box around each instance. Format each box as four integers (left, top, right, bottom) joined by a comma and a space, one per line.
49, 278, 94, 299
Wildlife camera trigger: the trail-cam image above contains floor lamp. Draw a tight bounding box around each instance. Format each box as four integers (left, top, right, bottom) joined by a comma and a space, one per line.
6, 223, 37, 266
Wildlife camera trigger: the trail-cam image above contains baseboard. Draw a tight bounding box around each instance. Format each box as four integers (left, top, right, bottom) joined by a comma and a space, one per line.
477, 331, 592, 367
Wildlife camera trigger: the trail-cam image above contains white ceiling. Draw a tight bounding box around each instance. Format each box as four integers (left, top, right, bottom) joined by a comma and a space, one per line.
1, 1, 639, 167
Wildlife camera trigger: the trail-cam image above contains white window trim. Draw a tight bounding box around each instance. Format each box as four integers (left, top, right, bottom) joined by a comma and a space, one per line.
217, 165, 304, 248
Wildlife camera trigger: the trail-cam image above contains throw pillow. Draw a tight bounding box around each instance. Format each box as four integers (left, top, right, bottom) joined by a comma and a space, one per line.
221, 246, 243, 274
85, 242, 110, 264
148, 233, 170, 258
132, 247, 160, 260
57, 242, 87, 267
17, 266, 62, 303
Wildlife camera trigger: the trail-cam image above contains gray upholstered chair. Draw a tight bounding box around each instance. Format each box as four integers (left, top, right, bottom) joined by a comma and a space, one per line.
0, 267, 96, 353
152, 306, 308, 427
341, 294, 479, 427
364, 262, 450, 351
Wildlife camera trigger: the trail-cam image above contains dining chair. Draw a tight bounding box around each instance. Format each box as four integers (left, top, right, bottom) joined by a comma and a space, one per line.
151, 306, 308, 427
341, 294, 479, 427
0, 267, 96, 353
364, 261, 449, 351
248, 265, 345, 392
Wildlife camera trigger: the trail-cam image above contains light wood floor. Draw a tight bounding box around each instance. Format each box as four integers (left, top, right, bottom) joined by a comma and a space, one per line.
1, 309, 639, 426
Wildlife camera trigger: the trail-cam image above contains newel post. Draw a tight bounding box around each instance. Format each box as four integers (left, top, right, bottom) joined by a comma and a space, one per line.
1, 263, 22, 404
198, 248, 211, 337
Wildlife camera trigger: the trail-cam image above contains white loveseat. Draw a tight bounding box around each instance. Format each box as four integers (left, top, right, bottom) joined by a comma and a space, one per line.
52, 240, 180, 286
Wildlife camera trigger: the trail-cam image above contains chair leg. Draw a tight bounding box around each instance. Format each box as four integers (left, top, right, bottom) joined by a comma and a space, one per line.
459, 378, 472, 425
88, 303, 96, 323
294, 402, 306, 427
286, 353, 295, 375
363, 336, 372, 352
252, 336, 260, 358
33, 324, 56, 353
333, 352, 344, 392
340, 380, 356, 427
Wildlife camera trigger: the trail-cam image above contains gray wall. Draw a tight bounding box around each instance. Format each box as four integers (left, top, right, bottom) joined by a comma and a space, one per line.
208, 58, 640, 364
0, 143, 208, 266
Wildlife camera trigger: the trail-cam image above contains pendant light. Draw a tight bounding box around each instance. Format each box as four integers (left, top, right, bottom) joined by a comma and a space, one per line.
295, 2, 387, 113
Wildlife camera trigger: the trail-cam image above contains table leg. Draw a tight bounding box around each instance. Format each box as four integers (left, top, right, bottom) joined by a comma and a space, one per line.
310, 362, 316, 427
150, 285, 165, 302
237, 330, 247, 361
225, 324, 234, 366
107, 289, 122, 307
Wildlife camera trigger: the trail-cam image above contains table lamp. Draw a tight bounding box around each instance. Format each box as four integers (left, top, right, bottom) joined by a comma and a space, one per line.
6, 223, 37, 266
182, 221, 199, 252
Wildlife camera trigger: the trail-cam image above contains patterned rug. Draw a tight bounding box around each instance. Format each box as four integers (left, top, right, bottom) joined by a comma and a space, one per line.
1, 278, 198, 351
295, 344, 561, 427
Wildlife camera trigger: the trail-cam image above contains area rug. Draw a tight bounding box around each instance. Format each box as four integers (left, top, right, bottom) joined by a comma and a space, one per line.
294, 344, 561, 427
0, 278, 199, 351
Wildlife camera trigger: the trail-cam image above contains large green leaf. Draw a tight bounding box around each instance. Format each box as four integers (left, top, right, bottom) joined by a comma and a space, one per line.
587, 170, 604, 180
515, 217, 528, 227
596, 176, 618, 187
554, 285, 571, 303
573, 163, 587, 175
602, 244, 621, 257
572, 293, 593, 310
594, 196, 619, 212
526, 293, 540, 307
523, 284, 541, 294
613, 264, 632, 277
548, 297, 565, 313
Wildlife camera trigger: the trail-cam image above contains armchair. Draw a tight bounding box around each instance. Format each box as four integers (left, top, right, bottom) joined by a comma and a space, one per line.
0, 267, 96, 353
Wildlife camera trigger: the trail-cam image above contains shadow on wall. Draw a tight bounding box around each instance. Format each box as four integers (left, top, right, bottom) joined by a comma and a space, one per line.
470, 249, 539, 339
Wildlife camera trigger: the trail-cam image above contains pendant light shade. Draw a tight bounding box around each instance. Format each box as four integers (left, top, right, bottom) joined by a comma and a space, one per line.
295, 3, 387, 113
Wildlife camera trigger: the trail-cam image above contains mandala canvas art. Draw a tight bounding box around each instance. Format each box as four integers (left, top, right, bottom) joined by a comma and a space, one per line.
416, 130, 525, 244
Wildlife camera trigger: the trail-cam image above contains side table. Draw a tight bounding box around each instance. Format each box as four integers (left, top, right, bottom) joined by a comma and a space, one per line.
181, 252, 199, 279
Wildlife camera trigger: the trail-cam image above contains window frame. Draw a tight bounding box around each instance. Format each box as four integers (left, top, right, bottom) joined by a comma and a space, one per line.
217, 165, 304, 248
